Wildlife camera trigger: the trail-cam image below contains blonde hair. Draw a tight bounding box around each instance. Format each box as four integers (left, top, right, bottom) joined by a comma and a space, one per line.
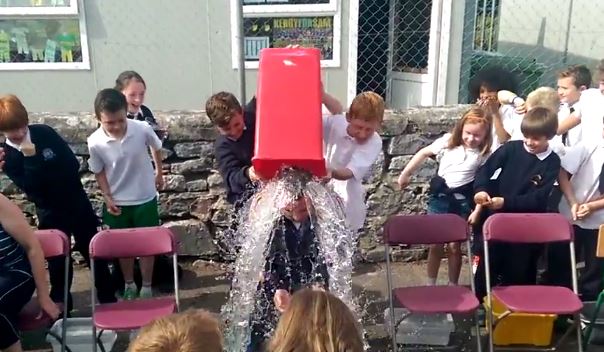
348, 91, 385, 124
448, 106, 493, 156
127, 310, 223, 352
270, 288, 364, 352
526, 87, 560, 113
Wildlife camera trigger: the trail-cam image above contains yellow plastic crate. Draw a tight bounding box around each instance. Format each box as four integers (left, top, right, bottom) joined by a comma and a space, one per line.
484, 296, 557, 346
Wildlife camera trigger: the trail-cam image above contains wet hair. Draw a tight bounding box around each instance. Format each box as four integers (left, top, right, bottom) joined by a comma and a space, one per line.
558, 65, 592, 89
526, 87, 559, 113
0, 94, 28, 131
127, 309, 223, 352
114, 70, 146, 91
469, 66, 519, 102
448, 106, 492, 156
270, 288, 364, 352
348, 91, 385, 124
94, 88, 128, 120
521, 107, 558, 139
205, 91, 243, 128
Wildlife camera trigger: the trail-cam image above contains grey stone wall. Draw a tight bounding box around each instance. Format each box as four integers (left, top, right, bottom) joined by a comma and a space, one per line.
0, 106, 470, 260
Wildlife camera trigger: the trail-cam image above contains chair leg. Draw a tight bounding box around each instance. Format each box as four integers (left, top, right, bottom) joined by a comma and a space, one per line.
583, 290, 604, 350
576, 312, 584, 352
97, 329, 107, 352
475, 310, 482, 352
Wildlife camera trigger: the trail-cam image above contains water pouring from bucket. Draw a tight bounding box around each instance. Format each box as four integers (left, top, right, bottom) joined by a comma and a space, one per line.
221, 48, 362, 351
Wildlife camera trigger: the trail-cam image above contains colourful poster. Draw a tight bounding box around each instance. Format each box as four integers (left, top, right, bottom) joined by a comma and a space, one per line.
243, 0, 329, 4
243, 16, 334, 61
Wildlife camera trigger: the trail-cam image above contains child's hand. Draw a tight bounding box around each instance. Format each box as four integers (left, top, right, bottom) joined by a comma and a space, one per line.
571, 203, 580, 221
397, 172, 411, 189
104, 196, 121, 216
474, 191, 491, 206
513, 97, 527, 114
155, 173, 165, 191
273, 289, 291, 313
247, 166, 261, 182
20, 142, 36, 157
577, 203, 592, 219
468, 209, 481, 225
0, 147, 5, 170
488, 197, 504, 210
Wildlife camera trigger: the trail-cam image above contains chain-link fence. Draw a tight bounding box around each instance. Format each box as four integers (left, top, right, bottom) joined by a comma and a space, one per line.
459, 0, 604, 103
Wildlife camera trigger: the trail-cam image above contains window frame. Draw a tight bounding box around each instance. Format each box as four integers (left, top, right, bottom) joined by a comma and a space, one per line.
0, 0, 89, 70
231, 0, 341, 69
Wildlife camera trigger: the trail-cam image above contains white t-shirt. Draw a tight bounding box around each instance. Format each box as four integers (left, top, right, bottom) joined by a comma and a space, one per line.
323, 115, 382, 231
575, 88, 604, 145
427, 133, 488, 188
88, 119, 162, 206
558, 141, 604, 229
492, 104, 523, 151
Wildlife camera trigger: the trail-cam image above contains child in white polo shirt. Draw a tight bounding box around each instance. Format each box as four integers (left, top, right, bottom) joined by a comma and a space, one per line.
398, 107, 492, 285
87, 88, 164, 300
556, 122, 604, 300
323, 91, 383, 234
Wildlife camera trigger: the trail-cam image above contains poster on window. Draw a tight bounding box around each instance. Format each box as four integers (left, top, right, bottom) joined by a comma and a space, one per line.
0, 18, 82, 64
243, 16, 333, 61
0, 0, 72, 7
243, 0, 329, 4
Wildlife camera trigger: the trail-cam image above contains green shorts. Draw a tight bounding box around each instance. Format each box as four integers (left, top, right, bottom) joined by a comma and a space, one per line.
103, 197, 160, 229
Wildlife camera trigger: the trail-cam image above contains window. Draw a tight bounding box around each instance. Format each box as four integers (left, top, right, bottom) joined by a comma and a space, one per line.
392, 0, 432, 73
0, 0, 89, 70
231, 0, 340, 68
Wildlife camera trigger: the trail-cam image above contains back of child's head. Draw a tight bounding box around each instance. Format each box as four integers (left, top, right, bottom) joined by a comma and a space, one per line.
270, 288, 364, 352
348, 91, 385, 124
94, 88, 128, 120
521, 107, 558, 139
469, 66, 518, 102
128, 309, 223, 352
205, 92, 243, 128
448, 106, 493, 155
0, 94, 28, 131
558, 65, 592, 89
526, 87, 560, 113
115, 70, 146, 91
596, 59, 604, 86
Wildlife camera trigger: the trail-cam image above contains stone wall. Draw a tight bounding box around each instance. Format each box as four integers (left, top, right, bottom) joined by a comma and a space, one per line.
0, 106, 470, 260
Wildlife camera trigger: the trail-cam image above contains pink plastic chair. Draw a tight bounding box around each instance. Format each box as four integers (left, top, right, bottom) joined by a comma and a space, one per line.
384, 214, 481, 351
89, 227, 179, 352
483, 213, 583, 352
17, 229, 70, 352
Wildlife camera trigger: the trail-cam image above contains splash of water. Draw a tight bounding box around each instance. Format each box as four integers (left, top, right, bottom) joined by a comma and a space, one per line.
221, 168, 363, 351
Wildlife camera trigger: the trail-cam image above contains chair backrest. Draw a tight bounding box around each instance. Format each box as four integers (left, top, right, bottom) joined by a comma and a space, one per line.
36, 230, 69, 258
483, 213, 573, 243
383, 214, 469, 245
89, 226, 176, 260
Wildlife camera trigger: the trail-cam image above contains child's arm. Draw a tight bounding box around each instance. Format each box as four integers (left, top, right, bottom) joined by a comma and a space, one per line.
322, 83, 344, 115
473, 142, 509, 195
558, 168, 580, 220
468, 204, 483, 225
397, 146, 434, 188
331, 136, 382, 182
558, 111, 580, 135
94, 169, 121, 216
497, 90, 526, 113
150, 147, 164, 191
498, 158, 560, 212
480, 98, 510, 144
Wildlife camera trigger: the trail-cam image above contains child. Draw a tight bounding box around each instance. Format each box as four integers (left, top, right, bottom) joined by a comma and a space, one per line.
556, 65, 591, 146
323, 91, 383, 232
558, 60, 604, 145
87, 88, 164, 300
469, 66, 523, 151
553, 122, 604, 301
128, 309, 223, 352
248, 194, 328, 352
473, 107, 560, 299
398, 107, 492, 286
114, 70, 167, 141
207, 87, 343, 207
269, 288, 364, 352
0, 94, 115, 309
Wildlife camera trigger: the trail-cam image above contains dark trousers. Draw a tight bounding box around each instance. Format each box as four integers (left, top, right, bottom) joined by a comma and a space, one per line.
0, 261, 35, 349
38, 203, 116, 311
544, 226, 603, 301
473, 232, 543, 301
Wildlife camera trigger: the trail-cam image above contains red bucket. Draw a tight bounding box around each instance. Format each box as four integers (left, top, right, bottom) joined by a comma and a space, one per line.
252, 47, 327, 180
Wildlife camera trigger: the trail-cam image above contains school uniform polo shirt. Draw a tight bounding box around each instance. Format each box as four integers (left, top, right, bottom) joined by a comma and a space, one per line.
427, 133, 488, 188
492, 104, 523, 151
323, 114, 382, 231
87, 119, 162, 206
558, 141, 604, 230
575, 88, 604, 145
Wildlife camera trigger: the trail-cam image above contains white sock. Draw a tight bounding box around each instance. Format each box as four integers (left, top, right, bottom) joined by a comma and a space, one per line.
125, 281, 136, 291
448, 281, 458, 286
426, 277, 437, 286
140, 285, 152, 296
